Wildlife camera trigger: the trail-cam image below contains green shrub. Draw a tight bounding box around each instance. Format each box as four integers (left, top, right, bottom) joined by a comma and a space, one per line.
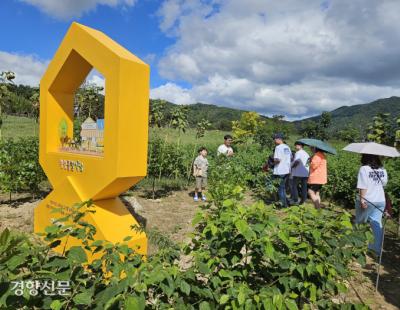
209, 144, 277, 201
385, 158, 400, 215
0, 137, 46, 199
187, 185, 369, 309
324, 151, 360, 207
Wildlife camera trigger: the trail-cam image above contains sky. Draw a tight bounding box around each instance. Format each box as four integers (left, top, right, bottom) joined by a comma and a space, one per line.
1, 0, 400, 120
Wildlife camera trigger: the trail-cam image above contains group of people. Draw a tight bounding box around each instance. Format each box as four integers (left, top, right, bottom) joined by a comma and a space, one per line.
271, 133, 327, 209
192, 133, 388, 256
272, 133, 389, 255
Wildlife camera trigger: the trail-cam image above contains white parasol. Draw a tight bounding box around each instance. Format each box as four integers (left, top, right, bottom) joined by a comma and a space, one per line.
343, 142, 400, 157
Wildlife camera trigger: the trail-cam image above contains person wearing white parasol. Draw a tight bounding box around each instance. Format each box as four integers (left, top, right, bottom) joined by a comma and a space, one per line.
343, 142, 399, 290
343, 142, 399, 253
354, 154, 387, 254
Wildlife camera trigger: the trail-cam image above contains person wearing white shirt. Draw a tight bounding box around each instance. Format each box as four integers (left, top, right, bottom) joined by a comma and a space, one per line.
290, 142, 310, 204
217, 135, 234, 156
355, 154, 388, 255
273, 133, 291, 207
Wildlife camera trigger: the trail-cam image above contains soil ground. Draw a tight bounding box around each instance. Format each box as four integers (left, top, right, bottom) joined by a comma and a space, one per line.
0, 190, 399, 309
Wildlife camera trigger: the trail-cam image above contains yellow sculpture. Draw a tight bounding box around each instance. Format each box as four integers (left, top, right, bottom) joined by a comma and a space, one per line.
34, 22, 149, 258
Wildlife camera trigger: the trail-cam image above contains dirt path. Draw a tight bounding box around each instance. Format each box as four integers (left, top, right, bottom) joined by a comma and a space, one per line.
0, 199, 38, 233
123, 190, 200, 253
0, 190, 399, 309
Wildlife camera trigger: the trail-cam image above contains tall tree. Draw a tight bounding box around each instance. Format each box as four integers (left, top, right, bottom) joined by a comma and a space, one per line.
195, 118, 211, 139
169, 105, 189, 135
232, 111, 264, 144
318, 111, 332, 140
149, 99, 166, 128
336, 126, 360, 143
367, 113, 392, 145
395, 117, 400, 149
169, 105, 188, 179
29, 88, 40, 123
300, 120, 318, 139
75, 83, 104, 120
299, 112, 331, 140
0, 71, 15, 139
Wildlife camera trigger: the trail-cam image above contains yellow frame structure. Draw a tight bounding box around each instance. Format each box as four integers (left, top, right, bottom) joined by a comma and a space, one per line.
34, 22, 149, 257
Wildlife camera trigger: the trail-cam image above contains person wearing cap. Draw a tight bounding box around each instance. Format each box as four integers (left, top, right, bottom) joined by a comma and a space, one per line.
273, 133, 291, 207
290, 141, 310, 204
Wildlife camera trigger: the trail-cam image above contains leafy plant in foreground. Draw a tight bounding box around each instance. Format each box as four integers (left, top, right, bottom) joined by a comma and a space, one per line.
186, 184, 370, 309
1, 181, 371, 309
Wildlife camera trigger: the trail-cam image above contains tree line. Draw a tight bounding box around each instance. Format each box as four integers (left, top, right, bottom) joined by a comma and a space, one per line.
1, 70, 400, 147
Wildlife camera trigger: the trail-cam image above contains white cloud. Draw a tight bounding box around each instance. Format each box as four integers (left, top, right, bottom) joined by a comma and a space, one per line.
151, 82, 195, 105
156, 0, 400, 118
157, 0, 182, 33
152, 76, 400, 118
20, 0, 137, 19
143, 53, 157, 66
88, 74, 105, 89
0, 51, 47, 86
87, 72, 106, 95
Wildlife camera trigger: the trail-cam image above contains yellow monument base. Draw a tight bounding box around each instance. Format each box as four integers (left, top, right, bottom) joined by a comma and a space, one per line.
34, 179, 147, 259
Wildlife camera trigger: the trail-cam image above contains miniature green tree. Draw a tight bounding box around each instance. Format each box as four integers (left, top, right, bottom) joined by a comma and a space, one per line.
58, 118, 68, 147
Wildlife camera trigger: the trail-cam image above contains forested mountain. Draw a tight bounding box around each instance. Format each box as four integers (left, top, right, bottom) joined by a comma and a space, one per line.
152, 100, 268, 130
295, 96, 400, 131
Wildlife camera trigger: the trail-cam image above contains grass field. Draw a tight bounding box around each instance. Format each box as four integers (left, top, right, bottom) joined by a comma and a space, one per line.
149, 127, 228, 145
3, 115, 39, 138
2, 115, 228, 145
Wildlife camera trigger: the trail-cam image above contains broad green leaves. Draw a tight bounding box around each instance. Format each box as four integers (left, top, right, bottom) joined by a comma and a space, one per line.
67, 246, 88, 264
0, 146, 372, 309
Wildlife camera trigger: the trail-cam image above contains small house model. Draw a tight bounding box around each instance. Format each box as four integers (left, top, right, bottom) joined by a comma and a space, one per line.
80, 117, 104, 152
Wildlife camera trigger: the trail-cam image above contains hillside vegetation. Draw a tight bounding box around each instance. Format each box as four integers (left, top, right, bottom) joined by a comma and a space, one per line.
152, 100, 269, 130
296, 96, 400, 132
3, 80, 399, 136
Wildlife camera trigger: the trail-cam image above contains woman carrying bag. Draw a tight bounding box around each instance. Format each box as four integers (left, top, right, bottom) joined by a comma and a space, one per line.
355, 154, 388, 255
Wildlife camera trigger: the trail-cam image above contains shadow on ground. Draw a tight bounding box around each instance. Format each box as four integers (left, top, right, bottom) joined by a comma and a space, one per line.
0, 191, 49, 208
139, 184, 187, 199
120, 196, 147, 228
